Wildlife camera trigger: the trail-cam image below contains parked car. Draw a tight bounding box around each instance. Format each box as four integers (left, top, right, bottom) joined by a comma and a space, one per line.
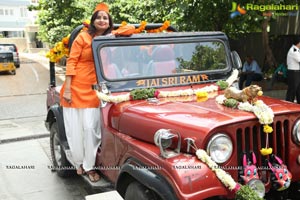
0, 51, 16, 75
0, 43, 20, 68
45, 24, 300, 200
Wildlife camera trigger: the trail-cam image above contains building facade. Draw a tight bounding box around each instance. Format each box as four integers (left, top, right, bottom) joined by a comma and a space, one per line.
0, 0, 40, 52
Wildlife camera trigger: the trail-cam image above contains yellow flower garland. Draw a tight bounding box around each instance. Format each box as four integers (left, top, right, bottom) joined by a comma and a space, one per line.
46, 35, 70, 63
263, 124, 273, 134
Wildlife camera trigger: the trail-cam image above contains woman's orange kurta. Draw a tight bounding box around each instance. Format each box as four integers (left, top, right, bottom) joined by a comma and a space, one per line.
60, 31, 100, 108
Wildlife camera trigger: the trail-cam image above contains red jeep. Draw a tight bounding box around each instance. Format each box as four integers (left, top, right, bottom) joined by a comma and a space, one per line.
45, 24, 300, 200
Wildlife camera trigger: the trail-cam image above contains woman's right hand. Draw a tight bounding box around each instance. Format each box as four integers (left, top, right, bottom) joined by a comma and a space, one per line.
63, 76, 73, 104
63, 90, 72, 104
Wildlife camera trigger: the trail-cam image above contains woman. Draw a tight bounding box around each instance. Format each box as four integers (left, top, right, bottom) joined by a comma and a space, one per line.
60, 2, 113, 182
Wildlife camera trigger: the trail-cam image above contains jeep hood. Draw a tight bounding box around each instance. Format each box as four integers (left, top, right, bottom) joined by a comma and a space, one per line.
109, 94, 300, 146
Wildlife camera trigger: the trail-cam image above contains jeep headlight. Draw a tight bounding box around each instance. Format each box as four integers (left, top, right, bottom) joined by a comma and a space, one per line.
293, 119, 300, 145
207, 134, 233, 164
154, 129, 181, 159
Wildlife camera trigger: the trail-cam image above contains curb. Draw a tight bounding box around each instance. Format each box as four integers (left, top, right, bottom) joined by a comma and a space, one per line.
0, 133, 49, 145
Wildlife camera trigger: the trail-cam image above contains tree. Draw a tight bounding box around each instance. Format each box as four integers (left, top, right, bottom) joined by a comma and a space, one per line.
107, 0, 181, 25
34, 0, 298, 73
32, 0, 89, 46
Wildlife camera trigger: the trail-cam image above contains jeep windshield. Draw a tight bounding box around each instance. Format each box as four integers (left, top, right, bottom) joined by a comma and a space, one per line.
93, 32, 233, 92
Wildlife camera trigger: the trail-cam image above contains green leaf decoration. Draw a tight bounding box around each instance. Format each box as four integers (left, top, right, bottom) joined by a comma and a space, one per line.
235, 185, 263, 200
130, 88, 156, 100
224, 98, 239, 108
216, 80, 229, 90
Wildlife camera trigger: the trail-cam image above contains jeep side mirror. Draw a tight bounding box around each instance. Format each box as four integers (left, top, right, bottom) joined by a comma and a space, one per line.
231, 51, 242, 69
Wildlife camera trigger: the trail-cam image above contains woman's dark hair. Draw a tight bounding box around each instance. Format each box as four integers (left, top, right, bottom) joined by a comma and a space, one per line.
88, 11, 114, 36
293, 36, 300, 45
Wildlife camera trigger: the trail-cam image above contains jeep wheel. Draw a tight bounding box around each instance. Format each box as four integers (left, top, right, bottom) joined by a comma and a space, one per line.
11, 70, 16, 75
124, 181, 161, 200
50, 121, 74, 177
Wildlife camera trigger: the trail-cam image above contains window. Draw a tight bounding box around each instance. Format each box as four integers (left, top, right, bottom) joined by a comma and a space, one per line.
20, 8, 27, 17
0, 9, 3, 15
98, 41, 228, 81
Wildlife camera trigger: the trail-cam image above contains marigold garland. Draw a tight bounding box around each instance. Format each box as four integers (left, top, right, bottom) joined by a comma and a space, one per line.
146, 20, 171, 33
134, 21, 147, 33
46, 20, 172, 62
46, 20, 90, 63
46, 35, 70, 63
119, 20, 171, 34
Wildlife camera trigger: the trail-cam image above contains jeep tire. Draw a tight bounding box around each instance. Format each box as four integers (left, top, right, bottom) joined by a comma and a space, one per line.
50, 121, 74, 177
124, 181, 161, 200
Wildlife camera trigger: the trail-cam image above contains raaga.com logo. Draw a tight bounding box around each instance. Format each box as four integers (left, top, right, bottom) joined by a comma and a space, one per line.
230, 2, 299, 18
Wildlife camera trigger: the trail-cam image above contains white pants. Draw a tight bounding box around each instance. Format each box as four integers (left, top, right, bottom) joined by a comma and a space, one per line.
63, 107, 101, 171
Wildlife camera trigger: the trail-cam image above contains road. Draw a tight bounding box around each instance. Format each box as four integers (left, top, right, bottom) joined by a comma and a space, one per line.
0, 54, 100, 200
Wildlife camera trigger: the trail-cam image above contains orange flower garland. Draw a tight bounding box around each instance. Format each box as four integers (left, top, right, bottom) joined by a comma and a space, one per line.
46, 20, 172, 62
147, 20, 170, 33
118, 20, 171, 34
134, 21, 147, 33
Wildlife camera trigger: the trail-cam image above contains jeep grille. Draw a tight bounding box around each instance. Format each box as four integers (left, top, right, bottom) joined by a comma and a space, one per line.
236, 119, 289, 181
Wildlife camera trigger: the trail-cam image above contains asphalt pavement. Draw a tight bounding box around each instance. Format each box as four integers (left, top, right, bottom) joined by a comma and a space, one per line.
0, 52, 64, 144
20, 52, 66, 82
0, 53, 91, 200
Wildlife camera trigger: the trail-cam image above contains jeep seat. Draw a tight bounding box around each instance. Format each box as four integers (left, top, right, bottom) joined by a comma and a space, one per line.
147, 45, 177, 75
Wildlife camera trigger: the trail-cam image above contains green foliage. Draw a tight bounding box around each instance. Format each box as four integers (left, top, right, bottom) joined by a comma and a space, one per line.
35, 0, 88, 46
34, 0, 298, 58
107, 0, 182, 27
224, 98, 239, 108
47, 26, 72, 46
216, 80, 229, 90
130, 88, 156, 100
177, 42, 226, 71
106, 0, 274, 37
235, 185, 263, 200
